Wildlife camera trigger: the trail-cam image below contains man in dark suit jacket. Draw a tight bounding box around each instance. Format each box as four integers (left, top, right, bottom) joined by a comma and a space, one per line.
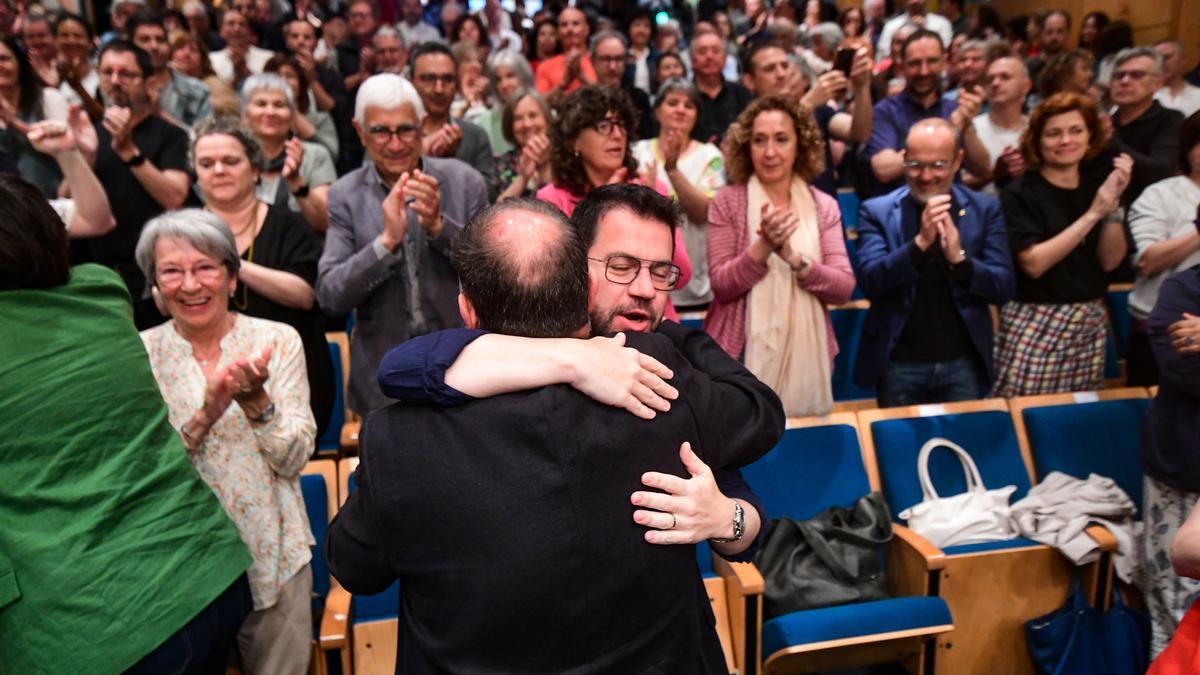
855, 118, 1016, 406
327, 197, 769, 673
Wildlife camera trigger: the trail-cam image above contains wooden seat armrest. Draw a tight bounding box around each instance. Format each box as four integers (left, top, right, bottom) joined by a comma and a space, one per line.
340, 420, 360, 452
712, 557, 765, 596
1085, 524, 1119, 553
892, 525, 947, 571
319, 584, 352, 650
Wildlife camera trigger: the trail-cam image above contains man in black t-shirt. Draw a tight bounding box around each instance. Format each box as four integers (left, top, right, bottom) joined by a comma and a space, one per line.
86, 40, 191, 329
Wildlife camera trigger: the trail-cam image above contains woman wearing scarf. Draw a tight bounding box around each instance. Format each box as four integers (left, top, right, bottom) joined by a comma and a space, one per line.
706, 95, 856, 417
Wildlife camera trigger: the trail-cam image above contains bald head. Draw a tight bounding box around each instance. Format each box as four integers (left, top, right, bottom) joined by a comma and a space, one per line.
453, 199, 589, 337
904, 118, 962, 201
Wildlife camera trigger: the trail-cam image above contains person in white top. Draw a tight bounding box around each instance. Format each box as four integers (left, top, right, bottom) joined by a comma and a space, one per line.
398, 0, 441, 48
966, 55, 1030, 195
209, 8, 275, 84
875, 0, 952, 62
1154, 40, 1200, 118
1127, 114, 1200, 384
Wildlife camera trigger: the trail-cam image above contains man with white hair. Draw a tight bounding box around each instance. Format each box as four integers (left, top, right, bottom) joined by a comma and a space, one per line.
316, 73, 488, 415
1154, 40, 1200, 118
372, 24, 407, 74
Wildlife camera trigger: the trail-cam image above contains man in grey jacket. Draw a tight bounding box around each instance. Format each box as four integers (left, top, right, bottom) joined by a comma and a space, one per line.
316, 73, 489, 415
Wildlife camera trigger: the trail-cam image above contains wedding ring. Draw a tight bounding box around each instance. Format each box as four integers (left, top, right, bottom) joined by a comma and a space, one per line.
668, 513, 677, 529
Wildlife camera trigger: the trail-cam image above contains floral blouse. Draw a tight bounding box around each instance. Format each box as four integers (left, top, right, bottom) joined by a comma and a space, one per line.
141, 314, 317, 610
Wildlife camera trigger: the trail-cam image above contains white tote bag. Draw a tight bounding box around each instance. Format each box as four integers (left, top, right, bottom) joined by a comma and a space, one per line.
898, 437, 1018, 549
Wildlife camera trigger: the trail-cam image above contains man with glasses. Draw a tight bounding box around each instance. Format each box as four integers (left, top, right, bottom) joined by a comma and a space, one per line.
1110, 47, 1185, 205
378, 184, 784, 566
329, 195, 765, 673
591, 31, 655, 141
317, 73, 488, 415
410, 42, 497, 200
866, 28, 990, 197
85, 40, 190, 329
855, 118, 1015, 406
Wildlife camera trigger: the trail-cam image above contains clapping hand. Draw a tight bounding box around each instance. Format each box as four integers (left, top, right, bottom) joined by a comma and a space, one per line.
282, 136, 305, 189
1089, 153, 1133, 219
398, 169, 443, 238
102, 105, 137, 161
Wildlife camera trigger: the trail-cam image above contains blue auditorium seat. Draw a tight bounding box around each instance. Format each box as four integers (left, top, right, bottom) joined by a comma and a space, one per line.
830, 301, 876, 402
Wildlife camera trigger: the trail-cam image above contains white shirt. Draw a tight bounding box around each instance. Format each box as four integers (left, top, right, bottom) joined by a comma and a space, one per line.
1155, 83, 1200, 118
1128, 176, 1200, 319
876, 12, 953, 62
399, 20, 442, 48
972, 111, 1027, 195
209, 45, 275, 84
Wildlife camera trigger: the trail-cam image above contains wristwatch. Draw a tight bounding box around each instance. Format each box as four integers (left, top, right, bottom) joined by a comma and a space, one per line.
248, 402, 276, 425
123, 151, 146, 167
292, 183, 311, 198
711, 501, 746, 543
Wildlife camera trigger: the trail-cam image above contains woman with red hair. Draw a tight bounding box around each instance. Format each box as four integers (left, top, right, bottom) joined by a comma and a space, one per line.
993, 92, 1133, 396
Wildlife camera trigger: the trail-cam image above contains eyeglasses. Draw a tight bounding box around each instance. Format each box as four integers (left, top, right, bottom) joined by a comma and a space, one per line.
416, 73, 457, 86
589, 255, 681, 291
157, 263, 225, 287
367, 123, 420, 144
1112, 69, 1151, 82
902, 159, 953, 174
590, 116, 627, 136
593, 54, 626, 65
99, 67, 143, 82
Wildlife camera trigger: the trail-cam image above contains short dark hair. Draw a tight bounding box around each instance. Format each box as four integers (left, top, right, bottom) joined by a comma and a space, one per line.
1180, 111, 1200, 174
1039, 9, 1071, 29
741, 39, 785, 77
410, 40, 457, 71
54, 12, 94, 40
572, 184, 679, 255
0, 175, 70, 290
901, 28, 944, 60
126, 9, 167, 38
98, 39, 153, 78
452, 199, 589, 337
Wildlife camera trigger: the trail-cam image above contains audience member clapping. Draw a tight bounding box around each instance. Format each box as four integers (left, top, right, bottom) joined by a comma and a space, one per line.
993, 93, 1133, 397
495, 87, 551, 200
136, 209, 317, 674
240, 72, 335, 231
707, 95, 855, 416
0, 35, 69, 197
633, 77, 726, 309
191, 116, 336, 435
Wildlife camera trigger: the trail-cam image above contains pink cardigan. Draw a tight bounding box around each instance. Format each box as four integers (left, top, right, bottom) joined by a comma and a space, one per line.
704, 183, 856, 360
537, 181, 692, 322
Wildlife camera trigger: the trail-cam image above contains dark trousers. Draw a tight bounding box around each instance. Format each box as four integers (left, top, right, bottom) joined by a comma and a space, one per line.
877, 356, 989, 408
124, 574, 252, 675
1125, 323, 1160, 387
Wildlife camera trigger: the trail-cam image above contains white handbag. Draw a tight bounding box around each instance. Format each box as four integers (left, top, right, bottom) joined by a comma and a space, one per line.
898, 437, 1018, 549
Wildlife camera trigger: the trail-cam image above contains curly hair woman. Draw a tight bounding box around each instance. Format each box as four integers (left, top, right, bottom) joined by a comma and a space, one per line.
706, 95, 856, 416
536, 85, 692, 320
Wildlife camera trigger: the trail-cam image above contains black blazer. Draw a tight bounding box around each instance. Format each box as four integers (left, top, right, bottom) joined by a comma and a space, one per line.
327, 330, 781, 674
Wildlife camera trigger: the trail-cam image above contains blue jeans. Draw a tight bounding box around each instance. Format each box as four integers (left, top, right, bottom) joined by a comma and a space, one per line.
124, 574, 252, 675
877, 356, 988, 408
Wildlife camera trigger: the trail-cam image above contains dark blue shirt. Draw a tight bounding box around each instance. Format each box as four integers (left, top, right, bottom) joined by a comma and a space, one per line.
865, 90, 959, 197
377, 324, 772, 562
1141, 265, 1200, 492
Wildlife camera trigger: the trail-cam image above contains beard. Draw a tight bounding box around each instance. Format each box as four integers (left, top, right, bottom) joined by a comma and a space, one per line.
589, 297, 661, 336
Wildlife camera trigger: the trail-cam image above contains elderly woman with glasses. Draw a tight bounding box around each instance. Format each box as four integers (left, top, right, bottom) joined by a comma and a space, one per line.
633, 77, 725, 309
191, 115, 335, 437
537, 85, 693, 321
136, 208, 317, 674
240, 72, 336, 232
993, 92, 1133, 397
706, 95, 856, 417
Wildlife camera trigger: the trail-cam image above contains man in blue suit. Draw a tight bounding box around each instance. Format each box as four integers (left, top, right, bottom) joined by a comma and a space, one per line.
854, 118, 1016, 406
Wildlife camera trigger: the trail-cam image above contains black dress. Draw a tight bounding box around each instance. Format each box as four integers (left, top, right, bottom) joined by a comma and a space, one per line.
236, 205, 336, 438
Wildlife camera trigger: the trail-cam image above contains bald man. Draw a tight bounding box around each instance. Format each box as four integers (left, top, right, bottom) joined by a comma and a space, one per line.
854, 118, 1016, 406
